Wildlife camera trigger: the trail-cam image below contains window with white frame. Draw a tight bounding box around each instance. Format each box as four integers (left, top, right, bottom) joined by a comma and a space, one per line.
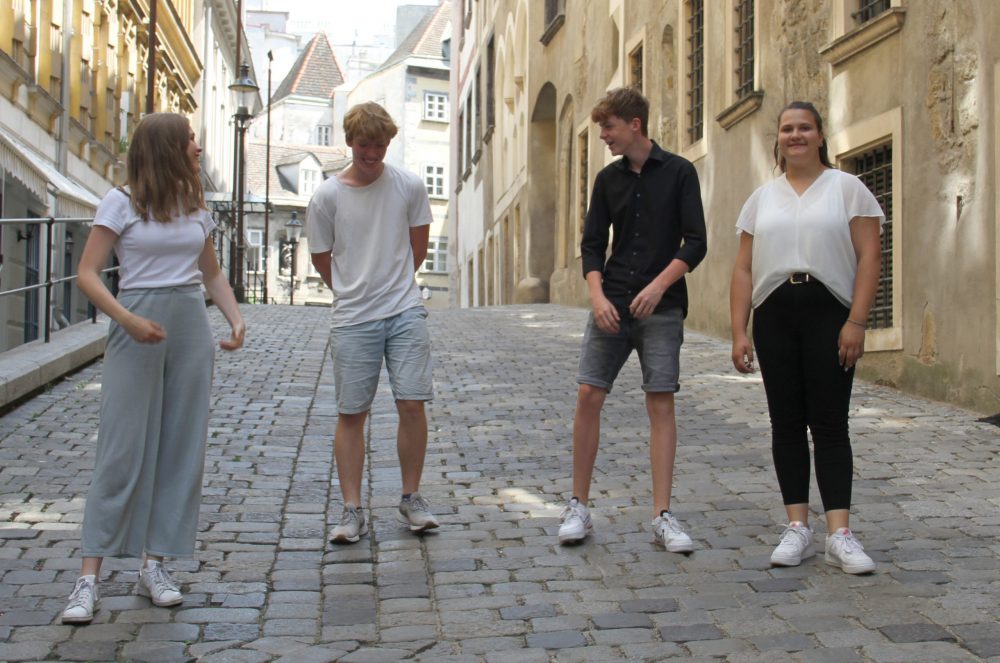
424, 237, 448, 273
315, 125, 331, 145
424, 92, 448, 121
247, 229, 264, 272
301, 168, 319, 195
424, 164, 446, 198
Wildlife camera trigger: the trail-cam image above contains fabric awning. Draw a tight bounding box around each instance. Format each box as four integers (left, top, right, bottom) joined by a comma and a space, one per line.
0, 125, 101, 218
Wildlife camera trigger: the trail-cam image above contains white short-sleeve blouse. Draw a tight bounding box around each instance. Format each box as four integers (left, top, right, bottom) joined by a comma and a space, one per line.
735, 168, 886, 309
93, 188, 216, 290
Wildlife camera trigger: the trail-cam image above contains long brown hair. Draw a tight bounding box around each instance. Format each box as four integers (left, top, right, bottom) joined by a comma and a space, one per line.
126, 113, 205, 222
773, 101, 834, 173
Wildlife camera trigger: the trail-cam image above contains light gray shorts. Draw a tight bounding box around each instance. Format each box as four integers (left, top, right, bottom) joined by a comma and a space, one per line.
330, 306, 434, 414
576, 307, 684, 393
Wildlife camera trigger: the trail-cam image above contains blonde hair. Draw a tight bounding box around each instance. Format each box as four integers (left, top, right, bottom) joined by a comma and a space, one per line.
343, 102, 398, 144
126, 113, 205, 222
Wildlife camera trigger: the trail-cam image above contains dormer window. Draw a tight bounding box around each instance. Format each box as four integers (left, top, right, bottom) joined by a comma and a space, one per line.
301, 168, 320, 195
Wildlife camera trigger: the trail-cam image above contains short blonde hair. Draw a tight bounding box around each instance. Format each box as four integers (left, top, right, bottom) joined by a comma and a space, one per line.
343, 102, 398, 143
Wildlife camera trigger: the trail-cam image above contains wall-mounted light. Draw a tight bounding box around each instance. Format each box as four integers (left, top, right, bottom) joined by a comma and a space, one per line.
16, 228, 33, 243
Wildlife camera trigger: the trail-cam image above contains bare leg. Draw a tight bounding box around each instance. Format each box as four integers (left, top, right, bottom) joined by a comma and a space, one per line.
396, 400, 428, 495
784, 503, 810, 525
572, 384, 607, 502
335, 411, 369, 505
825, 508, 849, 532
646, 392, 677, 517
80, 557, 103, 578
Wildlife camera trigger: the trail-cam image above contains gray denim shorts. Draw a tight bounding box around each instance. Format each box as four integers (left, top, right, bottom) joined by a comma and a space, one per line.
576, 307, 684, 393
330, 306, 434, 414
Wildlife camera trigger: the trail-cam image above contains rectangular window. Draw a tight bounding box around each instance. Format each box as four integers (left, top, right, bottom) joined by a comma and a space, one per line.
734, 0, 754, 99
247, 229, 264, 272
852, 143, 893, 329
486, 36, 496, 130
424, 165, 446, 198
686, 0, 705, 144
424, 237, 448, 273
315, 125, 331, 145
474, 73, 482, 150
300, 169, 319, 195
629, 44, 643, 92
853, 0, 890, 24
424, 92, 448, 121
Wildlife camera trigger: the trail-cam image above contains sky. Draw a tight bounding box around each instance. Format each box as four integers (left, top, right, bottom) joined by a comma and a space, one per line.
246, 0, 441, 45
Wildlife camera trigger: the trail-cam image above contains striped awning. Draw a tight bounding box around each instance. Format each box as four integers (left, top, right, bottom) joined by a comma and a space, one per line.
0, 125, 101, 217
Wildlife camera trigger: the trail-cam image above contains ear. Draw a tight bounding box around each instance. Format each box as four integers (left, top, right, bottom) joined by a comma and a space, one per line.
629, 116, 642, 133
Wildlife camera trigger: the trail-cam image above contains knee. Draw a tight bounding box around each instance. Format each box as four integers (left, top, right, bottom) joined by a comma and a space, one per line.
338, 411, 368, 428
577, 384, 607, 411
395, 399, 426, 419
645, 392, 675, 417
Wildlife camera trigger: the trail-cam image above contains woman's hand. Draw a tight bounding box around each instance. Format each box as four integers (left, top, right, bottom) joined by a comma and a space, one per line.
732, 334, 755, 373
220, 320, 245, 351
838, 322, 865, 369
122, 313, 166, 343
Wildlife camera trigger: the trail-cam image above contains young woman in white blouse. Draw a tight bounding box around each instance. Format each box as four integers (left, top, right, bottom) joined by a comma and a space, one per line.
729, 101, 884, 574
62, 113, 245, 624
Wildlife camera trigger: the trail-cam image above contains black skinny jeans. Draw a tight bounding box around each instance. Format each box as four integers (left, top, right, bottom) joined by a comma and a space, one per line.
752, 280, 855, 512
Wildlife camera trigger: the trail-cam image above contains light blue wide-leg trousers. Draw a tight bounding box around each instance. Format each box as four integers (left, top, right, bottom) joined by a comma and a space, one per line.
81, 285, 214, 559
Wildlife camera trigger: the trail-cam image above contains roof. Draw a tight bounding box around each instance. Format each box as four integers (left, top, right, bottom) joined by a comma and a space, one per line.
376, 1, 451, 74
245, 138, 349, 200
272, 32, 346, 103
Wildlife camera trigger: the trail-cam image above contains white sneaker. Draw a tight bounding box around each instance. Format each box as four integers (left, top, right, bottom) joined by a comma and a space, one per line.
770, 522, 816, 567
137, 560, 183, 607
825, 528, 876, 574
62, 575, 98, 624
558, 498, 592, 544
398, 493, 440, 532
330, 503, 368, 543
653, 511, 694, 553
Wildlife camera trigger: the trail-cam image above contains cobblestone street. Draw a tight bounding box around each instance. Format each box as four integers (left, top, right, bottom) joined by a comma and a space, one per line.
1, 304, 998, 662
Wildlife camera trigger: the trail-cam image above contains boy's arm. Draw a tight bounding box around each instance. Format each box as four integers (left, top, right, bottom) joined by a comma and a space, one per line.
410, 224, 429, 271
310, 251, 333, 289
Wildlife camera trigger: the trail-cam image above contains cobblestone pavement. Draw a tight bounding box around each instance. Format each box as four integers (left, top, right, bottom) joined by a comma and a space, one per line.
1, 304, 998, 663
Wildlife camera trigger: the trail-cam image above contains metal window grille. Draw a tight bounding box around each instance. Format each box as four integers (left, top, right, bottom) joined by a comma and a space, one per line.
734, 0, 754, 99
629, 44, 643, 92
852, 144, 893, 329
687, 0, 704, 143
853, 0, 890, 24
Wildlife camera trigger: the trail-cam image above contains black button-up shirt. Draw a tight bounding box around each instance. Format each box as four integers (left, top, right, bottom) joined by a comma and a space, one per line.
581, 141, 708, 318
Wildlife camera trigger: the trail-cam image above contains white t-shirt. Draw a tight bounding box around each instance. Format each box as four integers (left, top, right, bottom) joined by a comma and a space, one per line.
735, 169, 886, 308
306, 163, 433, 327
93, 188, 216, 290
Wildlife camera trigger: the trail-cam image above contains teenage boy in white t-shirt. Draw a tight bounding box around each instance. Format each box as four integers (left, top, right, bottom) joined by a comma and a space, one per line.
307, 102, 438, 544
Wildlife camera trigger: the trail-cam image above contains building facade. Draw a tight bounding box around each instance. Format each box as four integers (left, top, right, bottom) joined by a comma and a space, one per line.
451, 0, 1000, 414
345, 1, 453, 308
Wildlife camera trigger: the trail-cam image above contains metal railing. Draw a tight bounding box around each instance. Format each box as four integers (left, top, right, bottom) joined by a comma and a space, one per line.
1, 211, 270, 351
0, 215, 119, 345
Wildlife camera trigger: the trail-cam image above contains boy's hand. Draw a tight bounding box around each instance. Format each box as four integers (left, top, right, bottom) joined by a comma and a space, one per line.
629, 281, 666, 319
592, 295, 621, 333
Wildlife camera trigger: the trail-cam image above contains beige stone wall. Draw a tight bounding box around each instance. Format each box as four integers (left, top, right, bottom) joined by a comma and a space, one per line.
457, 0, 1000, 413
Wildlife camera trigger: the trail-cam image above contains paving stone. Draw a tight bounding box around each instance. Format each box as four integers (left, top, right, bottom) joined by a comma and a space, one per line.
659, 623, 724, 642
0, 642, 54, 661
591, 612, 652, 629
879, 623, 957, 643
119, 641, 194, 662
525, 630, 588, 649
137, 622, 201, 641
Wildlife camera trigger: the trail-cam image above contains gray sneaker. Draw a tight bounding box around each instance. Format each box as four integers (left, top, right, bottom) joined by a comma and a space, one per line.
330, 503, 368, 544
398, 493, 439, 532
62, 575, 98, 624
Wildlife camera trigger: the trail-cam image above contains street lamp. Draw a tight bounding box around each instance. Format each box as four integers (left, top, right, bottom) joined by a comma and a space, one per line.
229, 63, 258, 303
285, 211, 303, 305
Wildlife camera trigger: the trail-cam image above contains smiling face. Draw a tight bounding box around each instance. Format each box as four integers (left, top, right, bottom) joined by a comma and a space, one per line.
777, 108, 824, 167
347, 136, 389, 180
598, 114, 641, 157
186, 126, 202, 174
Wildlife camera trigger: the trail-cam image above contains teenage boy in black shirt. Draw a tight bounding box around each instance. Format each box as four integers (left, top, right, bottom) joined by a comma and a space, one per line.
558, 87, 707, 551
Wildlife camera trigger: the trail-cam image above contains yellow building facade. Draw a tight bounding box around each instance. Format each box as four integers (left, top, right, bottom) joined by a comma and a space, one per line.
452, 0, 1000, 413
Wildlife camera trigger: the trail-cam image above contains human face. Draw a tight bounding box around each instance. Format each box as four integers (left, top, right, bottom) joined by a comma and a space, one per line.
777, 108, 824, 166
348, 136, 389, 179
186, 127, 202, 174
598, 115, 640, 157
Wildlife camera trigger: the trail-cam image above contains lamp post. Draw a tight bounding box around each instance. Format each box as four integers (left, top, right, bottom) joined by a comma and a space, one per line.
285, 211, 303, 305
229, 63, 258, 303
